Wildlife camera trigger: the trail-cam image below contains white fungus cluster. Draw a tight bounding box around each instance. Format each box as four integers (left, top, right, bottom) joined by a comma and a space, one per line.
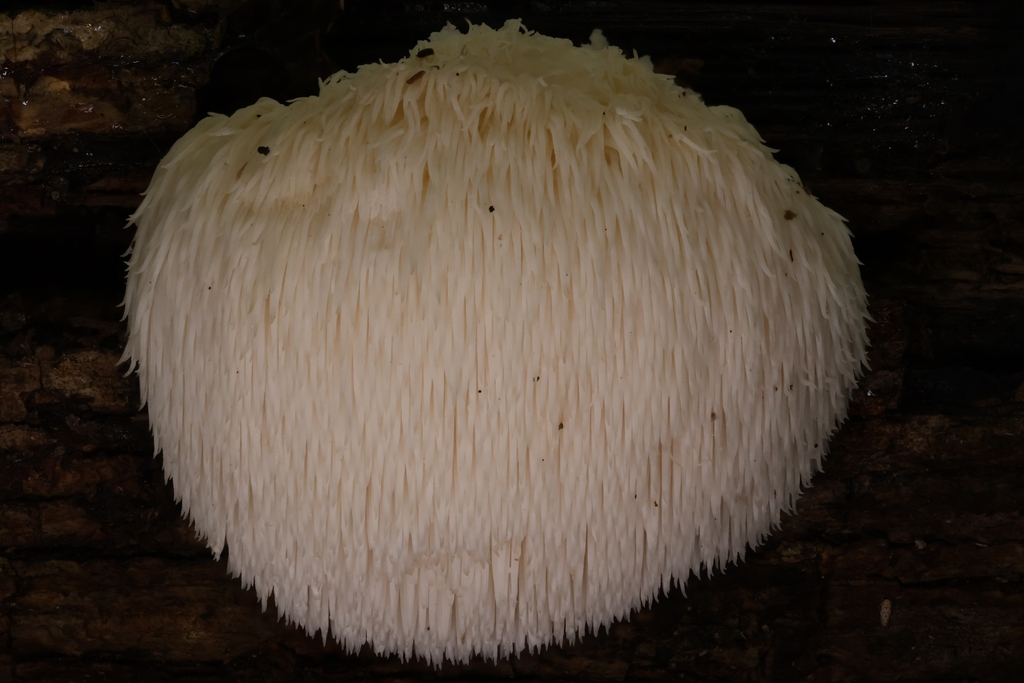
123, 20, 868, 664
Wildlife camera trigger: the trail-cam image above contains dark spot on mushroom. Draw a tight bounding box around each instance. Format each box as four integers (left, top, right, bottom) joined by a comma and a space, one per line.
257, 146, 270, 155
478, 389, 482, 393
558, 423, 563, 430
710, 411, 716, 420
814, 443, 819, 448
789, 249, 794, 262
653, 501, 659, 507
208, 286, 211, 290
784, 210, 797, 220
684, 125, 687, 131
406, 71, 425, 84
789, 384, 794, 390
489, 206, 494, 212
417, 48, 434, 58
256, 114, 261, 118
534, 376, 540, 381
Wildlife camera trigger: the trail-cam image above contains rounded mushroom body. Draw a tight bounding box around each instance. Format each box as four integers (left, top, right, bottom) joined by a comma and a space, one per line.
123, 21, 868, 664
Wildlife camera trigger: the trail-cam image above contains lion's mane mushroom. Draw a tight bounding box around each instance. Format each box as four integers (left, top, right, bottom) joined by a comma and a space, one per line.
122, 21, 868, 663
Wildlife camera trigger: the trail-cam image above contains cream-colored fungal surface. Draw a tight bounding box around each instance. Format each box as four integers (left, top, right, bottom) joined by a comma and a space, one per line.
123, 20, 869, 664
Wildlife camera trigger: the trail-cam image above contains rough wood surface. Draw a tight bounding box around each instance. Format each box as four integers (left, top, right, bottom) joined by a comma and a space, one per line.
1, 1, 1022, 681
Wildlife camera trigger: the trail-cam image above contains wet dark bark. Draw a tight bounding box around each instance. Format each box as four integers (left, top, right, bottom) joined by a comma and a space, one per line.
2, 2, 1023, 681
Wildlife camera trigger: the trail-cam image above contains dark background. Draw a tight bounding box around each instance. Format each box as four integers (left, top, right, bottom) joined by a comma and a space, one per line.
1, 1, 1023, 681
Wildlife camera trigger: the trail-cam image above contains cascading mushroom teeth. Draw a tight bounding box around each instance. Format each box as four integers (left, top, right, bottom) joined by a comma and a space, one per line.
122, 19, 869, 664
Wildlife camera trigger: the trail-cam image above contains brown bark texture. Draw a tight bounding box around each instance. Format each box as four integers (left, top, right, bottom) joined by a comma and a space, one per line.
1, 1, 1023, 681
